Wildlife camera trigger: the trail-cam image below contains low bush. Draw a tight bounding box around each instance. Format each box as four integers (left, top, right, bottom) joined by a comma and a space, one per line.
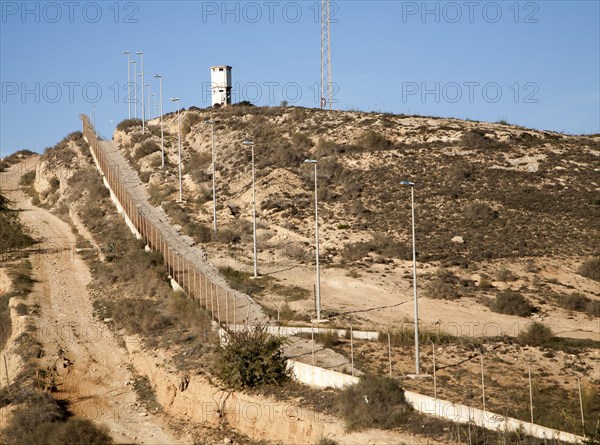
2, 391, 112, 445
496, 268, 518, 282
0, 209, 36, 253
116, 118, 142, 132
578, 258, 600, 282
341, 233, 409, 263
186, 151, 212, 183
557, 292, 600, 317
424, 280, 460, 300
491, 291, 535, 317
219, 266, 267, 296
518, 322, 553, 346
19, 170, 36, 187
357, 130, 392, 150
134, 140, 160, 160
463, 202, 498, 222
215, 324, 290, 389
336, 375, 412, 431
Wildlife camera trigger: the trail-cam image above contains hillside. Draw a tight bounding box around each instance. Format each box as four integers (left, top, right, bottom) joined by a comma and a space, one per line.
109, 107, 599, 332
7, 107, 598, 442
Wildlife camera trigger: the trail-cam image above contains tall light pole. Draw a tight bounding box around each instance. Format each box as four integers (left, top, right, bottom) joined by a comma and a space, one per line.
123, 51, 131, 119
171, 97, 183, 202
145, 84, 151, 119
205, 120, 217, 232
130, 60, 137, 119
154, 74, 164, 168
242, 140, 258, 278
304, 159, 321, 321
136, 51, 145, 134
150, 93, 156, 119
400, 180, 420, 375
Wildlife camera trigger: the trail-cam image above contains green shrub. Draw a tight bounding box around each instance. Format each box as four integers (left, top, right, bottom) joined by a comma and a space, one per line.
185, 150, 212, 183
336, 375, 412, 431
424, 280, 460, 300
215, 324, 290, 389
463, 202, 498, 222
496, 268, 517, 282
19, 170, 36, 187
0, 199, 36, 252
134, 140, 160, 160
357, 130, 392, 150
557, 292, 600, 317
518, 322, 553, 346
117, 118, 142, 132
341, 233, 409, 263
578, 258, 600, 282
291, 132, 313, 150
2, 390, 113, 445
491, 291, 535, 317
558, 292, 589, 311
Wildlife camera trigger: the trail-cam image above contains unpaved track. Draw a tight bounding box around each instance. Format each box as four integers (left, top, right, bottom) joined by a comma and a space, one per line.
3, 160, 187, 444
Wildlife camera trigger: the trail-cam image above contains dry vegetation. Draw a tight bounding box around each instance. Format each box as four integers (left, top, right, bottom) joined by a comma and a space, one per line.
9, 107, 598, 443
108, 106, 600, 438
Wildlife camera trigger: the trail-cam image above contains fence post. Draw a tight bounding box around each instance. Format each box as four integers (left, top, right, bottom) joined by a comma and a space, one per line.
431, 340, 437, 399
578, 378, 586, 436
210, 282, 215, 319
311, 323, 316, 385
528, 360, 534, 425
388, 332, 392, 377
216, 286, 221, 324
225, 290, 228, 327
348, 324, 354, 377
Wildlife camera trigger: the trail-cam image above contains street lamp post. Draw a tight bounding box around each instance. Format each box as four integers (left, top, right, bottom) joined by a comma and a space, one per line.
150, 93, 156, 119
130, 60, 137, 119
122, 51, 131, 119
242, 140, 258, 278
205, 120, 217, 232
145, 84, 150, 119
154, 74, 164, 168
170, 97, 183, 202
304, 159, 321, 321
136, 51, 145, 134
400, 180, 420, 375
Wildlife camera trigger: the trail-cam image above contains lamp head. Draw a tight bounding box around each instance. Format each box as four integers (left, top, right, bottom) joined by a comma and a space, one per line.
242, 140, 254, 146
400, 180, 415, 187
304, 159, 317, 164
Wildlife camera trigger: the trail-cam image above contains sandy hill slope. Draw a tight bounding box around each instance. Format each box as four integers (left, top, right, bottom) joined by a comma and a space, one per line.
110, 107, 599, 335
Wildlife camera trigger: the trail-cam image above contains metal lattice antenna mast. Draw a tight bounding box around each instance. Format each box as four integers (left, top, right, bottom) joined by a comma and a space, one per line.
320, 0, 333, 110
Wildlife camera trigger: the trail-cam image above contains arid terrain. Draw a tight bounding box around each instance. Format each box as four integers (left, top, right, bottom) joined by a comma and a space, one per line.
1, 106, 599, 444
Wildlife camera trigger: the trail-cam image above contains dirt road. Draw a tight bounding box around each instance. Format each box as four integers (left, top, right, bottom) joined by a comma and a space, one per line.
2, 160, 189, 444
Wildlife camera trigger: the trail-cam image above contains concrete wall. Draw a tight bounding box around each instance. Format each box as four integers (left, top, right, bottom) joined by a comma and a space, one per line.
231, 324, 380, 341
404, 390, 584, 444
289, 360, 359, 389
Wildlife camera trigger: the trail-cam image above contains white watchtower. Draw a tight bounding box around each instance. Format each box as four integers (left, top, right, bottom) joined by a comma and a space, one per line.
210, 65, 232, 107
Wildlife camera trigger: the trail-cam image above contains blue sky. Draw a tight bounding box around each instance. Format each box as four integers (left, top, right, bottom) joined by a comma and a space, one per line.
1, 0, 599, 157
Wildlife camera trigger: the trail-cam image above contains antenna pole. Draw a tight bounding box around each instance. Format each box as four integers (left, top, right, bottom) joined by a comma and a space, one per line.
320, 0, 333, 110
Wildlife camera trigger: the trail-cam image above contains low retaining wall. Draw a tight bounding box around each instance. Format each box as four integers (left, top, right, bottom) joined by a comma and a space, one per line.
404, 391, 584, 444
231, 324, 380, 341
289, 360, 359, 389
